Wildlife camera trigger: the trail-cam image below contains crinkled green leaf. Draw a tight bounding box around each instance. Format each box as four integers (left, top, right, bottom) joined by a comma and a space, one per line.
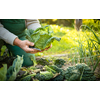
6, 55, 23, 81
30, 32, 40, 43
6, 65, 14, 80
25, 29, 35, 42
44, 65, 57, 74
35, 34, 52, 50
44, 25, 54, 34
1, 45, 7, 56
20, 73, 36, 81
65, 63, 96, 81
25, 25, 61, 50
29, 29, 34, 35
30, 55, 37, 67
34, 27, 45, 33
45, 37, 61, 48
0, 64, 7, 81
35, 71, 54, 81
8, 70, 17, 81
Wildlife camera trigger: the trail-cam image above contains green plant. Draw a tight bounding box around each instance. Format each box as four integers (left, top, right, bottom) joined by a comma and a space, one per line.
46, 65, 65, 81
37, 58, 50, 66
25, 25, 61, 50
83, 19, 100, 31
0, 64, 7, 81
64, 65, 83, 81
43, 65, 57, 74
0, 55, 23, 81
20, 73, 36, 81
54, 58, 66, 68
64, 63, 96, 81
35, 71, 54, 81
30, 55, 37, 67
25, 25, 61, 66
81, 25, 100, 71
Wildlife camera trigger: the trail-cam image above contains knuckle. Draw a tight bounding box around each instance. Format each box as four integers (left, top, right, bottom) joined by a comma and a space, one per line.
25, 40, 29, 44
24, 40, 27, 42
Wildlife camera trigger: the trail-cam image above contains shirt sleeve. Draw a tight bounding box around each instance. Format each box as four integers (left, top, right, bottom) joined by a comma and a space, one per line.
0, 23, 18, 45
25, 19, 41, 30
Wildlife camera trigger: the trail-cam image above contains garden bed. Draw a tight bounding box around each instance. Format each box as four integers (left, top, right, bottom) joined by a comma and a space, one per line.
36, 53, 100, 81
0, 53, 100, 81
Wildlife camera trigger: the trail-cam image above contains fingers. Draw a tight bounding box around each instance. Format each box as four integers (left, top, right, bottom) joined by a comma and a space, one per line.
39, 44, 52, 52
44, 44, 52, 51
50, 44, 52, 48
25, 48, 41, 54
22, 40, 52, 54
24, 40, 34, 46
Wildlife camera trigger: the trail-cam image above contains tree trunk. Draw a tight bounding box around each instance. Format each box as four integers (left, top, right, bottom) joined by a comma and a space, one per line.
75, 19, 82, 31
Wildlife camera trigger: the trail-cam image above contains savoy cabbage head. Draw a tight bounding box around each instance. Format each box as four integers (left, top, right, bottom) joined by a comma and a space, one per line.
64, 63, 96, 81
25, 25, 61, 50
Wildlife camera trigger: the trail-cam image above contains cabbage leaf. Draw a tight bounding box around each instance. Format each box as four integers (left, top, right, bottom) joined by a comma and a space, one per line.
25, 25, 61, 50
0, 64, 7, 81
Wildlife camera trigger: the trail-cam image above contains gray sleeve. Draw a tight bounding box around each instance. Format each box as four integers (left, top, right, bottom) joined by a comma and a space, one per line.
26, 19, 41, 30
0, 23, 18, 45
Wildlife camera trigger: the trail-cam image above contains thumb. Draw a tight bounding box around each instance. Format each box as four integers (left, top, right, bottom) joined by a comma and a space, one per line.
26, 40, 34, 46
29, 42, 34, 46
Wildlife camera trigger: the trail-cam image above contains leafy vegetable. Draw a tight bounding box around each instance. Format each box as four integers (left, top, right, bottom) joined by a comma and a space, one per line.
44, 65, 65, 81
0, 64, 7, 81
0, 55, 23, 81
30, 55, 37, 67
44, 65, 57, 74
6, 55, 23, 81
54, 59, 66, 68
25, 25, 61, 50
50, 65, 65, 81
35, 71, 54, 81
65, 66, 82, 81
37, 58, 50, 66
51, 74, 64, 81
20, 73, 36, 81
64, 63, 96, 81
80, 64, 96, 81
1, 45, 7, 56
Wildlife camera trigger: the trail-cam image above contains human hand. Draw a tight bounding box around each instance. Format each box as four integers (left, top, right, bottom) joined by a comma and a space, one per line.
13, 38, 41, 54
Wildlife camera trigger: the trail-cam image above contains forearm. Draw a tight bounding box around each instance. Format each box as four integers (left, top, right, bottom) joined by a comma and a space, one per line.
25, 19, 41, 30
13, 37, 22, 47
0, 23, 18, 45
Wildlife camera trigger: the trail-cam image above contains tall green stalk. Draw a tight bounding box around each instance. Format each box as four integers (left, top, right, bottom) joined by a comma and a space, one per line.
81, 25, 100, 72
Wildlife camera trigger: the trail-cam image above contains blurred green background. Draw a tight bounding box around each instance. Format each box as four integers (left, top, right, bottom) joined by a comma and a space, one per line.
37, 19, 100, 55
39, 19, 75, 27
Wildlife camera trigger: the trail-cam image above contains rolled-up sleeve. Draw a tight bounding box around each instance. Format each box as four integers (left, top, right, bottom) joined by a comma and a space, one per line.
0, 23, 18, 45
26, 19, 41, 30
